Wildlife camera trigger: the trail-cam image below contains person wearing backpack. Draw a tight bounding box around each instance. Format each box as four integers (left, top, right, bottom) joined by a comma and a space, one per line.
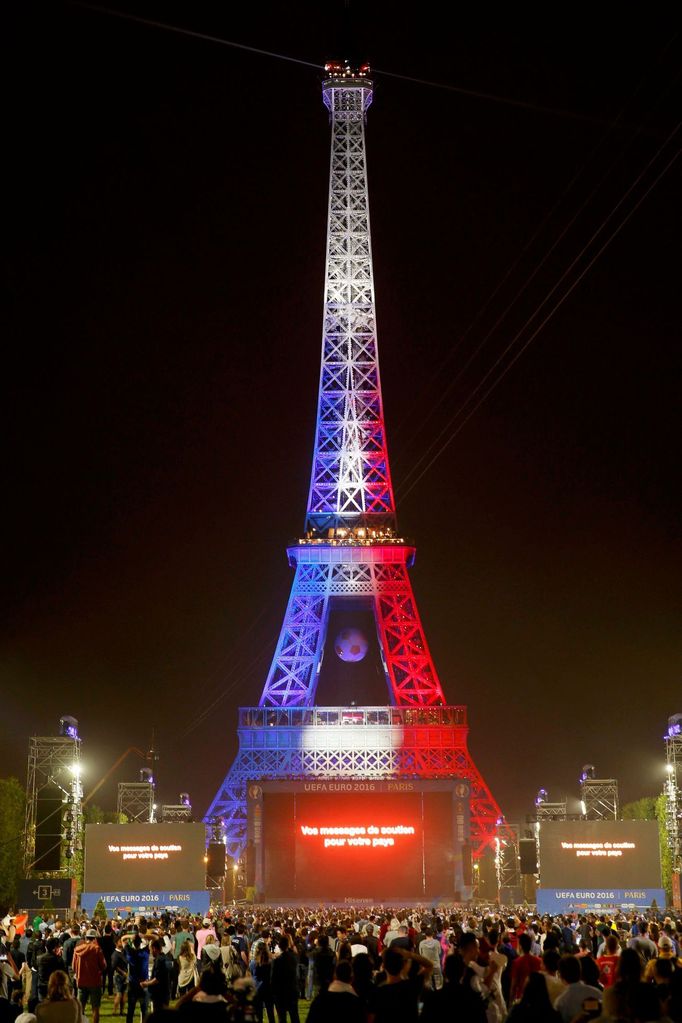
220, 937, 243, 985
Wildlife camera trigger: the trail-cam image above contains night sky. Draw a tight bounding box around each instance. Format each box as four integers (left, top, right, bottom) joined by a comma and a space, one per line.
5, 4, 680, 826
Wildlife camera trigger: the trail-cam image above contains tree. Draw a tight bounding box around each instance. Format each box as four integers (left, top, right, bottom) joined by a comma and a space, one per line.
74, 805, 127, 896
0, 778, 26, 910
621, 797, 657, 821
92, 897, 108, 920
621, 795, 672, 903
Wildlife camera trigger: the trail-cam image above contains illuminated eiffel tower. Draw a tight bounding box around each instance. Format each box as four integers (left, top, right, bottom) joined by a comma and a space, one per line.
206, 61, 506, 870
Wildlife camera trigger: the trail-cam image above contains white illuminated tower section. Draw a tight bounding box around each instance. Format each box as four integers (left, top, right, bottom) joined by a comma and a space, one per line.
206, 63, 506, 870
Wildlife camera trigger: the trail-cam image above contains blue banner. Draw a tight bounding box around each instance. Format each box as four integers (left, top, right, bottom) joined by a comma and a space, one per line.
81, 890, 210, 915
537, 888, 667, 913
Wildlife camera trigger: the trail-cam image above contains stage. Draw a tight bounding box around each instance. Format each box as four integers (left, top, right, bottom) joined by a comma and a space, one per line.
246, 778, 472, 904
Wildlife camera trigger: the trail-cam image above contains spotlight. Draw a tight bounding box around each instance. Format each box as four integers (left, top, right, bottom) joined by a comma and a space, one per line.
667, 714, 682, 737
59, 716, 79, 739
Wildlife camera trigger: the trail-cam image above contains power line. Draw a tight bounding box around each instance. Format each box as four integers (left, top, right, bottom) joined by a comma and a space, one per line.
71, 3, 605, 122
398, 124, 680, 503
392, 44, 680, 458
372, 66, 606, 123
70, 3, 323, 69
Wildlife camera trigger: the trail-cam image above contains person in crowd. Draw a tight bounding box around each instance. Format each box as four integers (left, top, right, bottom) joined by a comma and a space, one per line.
177, 940, 198, 998
217, 937, 238, 986
541, 948, 564, 1005
349, 952, 374, 1010
417, 927, 442, 990
372, 943, 433, 1023
177, 967, 228, 1021
580, 953, 603, 993
123, 934, 149, 1023
72, 932, 105, 1023
509, 931, 542, 1004
310, 934, 335, 999
140, 940, 170, 1013
554, 954, 603, 1023
628, 921, 658, 961
194, 922, 216, 961
270, 934, 298, 1023
199, 937, 222, 981
645, 934, 682, 981
252, 940, 274, 1023
97, 926, 115, 998
362, 924, 380, 970
458, 931, 499, 1010
36, 941, 63, 1003
110, 936, 128, 1017
307, 959, 363, 1023
59, 933, 80, 985
507, 970, 561, 1023
35, 971, 83, 1023
597, 933, 621, 988
173, 921, 194, 962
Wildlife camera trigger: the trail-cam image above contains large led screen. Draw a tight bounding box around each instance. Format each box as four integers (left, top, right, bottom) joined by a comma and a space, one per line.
262, 789, 456, 900
539, 820, 661, 889
84, 823, 207, 892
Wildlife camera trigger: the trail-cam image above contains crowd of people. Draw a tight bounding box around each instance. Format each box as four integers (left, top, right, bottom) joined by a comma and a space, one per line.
1, 905, 682, 1023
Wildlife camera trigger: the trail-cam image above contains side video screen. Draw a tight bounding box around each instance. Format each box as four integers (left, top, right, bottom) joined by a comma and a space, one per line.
539, 820, 661, 888
84, 823, 206, 891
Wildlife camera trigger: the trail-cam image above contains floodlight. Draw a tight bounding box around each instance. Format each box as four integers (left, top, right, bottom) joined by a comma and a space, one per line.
59, 716, 79, 739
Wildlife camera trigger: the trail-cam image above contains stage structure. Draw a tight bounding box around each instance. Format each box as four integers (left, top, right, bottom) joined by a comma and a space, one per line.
579, 764, 618, 820
117, 769, 155, 823
23, 716, 83, 877
206, 61, 506, 868
664, 714, 682, 909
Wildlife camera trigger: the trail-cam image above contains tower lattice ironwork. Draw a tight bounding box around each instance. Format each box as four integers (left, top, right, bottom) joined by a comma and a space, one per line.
206, 62, 506, 864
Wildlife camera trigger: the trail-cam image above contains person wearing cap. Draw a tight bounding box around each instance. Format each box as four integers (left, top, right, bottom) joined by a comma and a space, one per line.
72, 932, 105, 1023
643, 934, 682, 982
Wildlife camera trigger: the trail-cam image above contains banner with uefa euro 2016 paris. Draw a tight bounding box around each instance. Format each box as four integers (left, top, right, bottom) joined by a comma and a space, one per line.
81, 822, 209, 916
537, 819, 665, 913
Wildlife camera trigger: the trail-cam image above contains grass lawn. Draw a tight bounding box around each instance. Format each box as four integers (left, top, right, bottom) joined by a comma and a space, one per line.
96, 992, 311, 1021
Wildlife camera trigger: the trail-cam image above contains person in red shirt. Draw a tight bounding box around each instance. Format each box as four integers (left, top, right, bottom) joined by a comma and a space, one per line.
510, 931, 542, 1003
597, 934, 621, 988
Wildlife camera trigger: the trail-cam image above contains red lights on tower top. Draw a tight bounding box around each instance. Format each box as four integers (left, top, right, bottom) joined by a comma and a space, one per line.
324, 60, 371, 78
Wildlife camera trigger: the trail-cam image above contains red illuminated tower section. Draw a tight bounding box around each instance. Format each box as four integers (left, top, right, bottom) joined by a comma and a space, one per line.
206, 63, 507, 869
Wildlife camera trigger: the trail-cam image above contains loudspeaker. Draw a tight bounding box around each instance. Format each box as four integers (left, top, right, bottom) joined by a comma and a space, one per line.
519, 838, 538, 874
461, 843, 472, 886
206, 841, 226, 878
35, 784, 63, 871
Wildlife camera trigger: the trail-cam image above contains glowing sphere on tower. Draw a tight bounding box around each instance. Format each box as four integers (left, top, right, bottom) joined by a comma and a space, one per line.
334, 628, 368, 663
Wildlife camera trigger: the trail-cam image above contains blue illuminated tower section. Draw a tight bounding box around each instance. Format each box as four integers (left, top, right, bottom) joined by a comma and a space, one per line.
206, 63, 505, 865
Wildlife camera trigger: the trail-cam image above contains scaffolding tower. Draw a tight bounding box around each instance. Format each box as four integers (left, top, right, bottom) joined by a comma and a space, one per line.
664, 714, 682, 905
580, 764, 618, 819
496, 823, 521, 902
23, 717, 82, 876
117, 780, 154, 822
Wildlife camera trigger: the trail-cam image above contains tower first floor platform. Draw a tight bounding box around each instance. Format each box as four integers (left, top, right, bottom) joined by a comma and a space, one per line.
205, 704, 504, 864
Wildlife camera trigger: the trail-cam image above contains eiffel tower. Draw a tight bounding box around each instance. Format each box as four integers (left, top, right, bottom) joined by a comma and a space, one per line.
206, 61, 506, 872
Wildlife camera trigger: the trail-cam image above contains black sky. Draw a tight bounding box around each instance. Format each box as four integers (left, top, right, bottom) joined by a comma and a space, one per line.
5, 3, 681, 825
